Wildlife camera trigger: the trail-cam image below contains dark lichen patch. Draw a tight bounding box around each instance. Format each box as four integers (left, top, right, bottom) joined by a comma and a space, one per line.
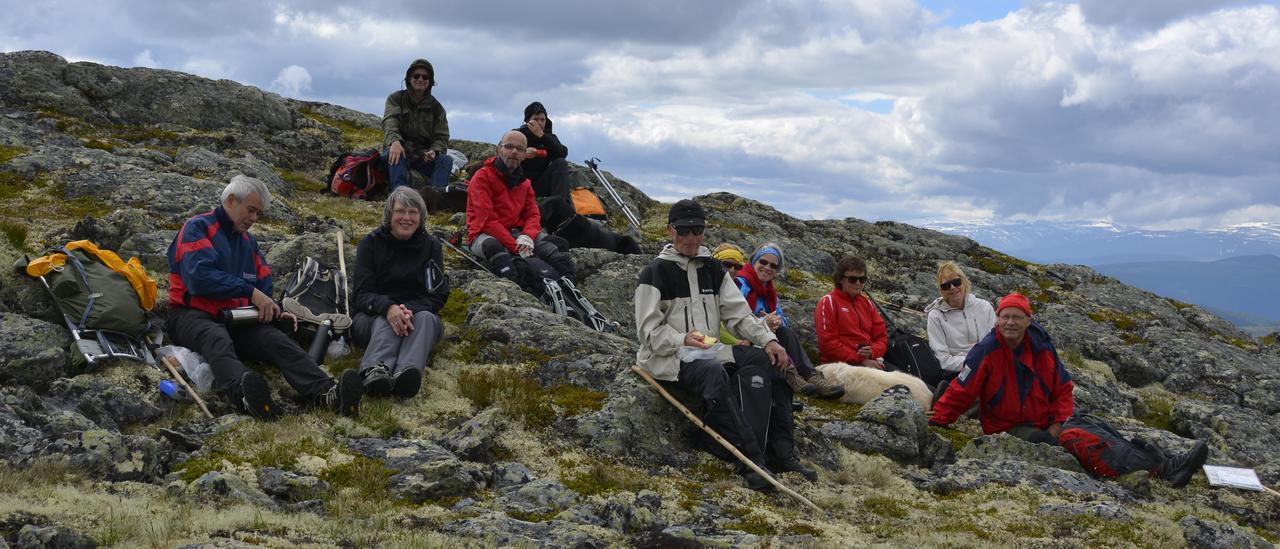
507, 509, 559, 523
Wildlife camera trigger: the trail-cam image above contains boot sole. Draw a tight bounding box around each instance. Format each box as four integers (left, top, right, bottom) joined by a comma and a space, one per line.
363, 376, 392, 398
240, 372, 278, 421
392, 368, 423, 399
336, 369, 363, 417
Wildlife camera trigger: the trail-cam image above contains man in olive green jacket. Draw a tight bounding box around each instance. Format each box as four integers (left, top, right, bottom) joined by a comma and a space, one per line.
382, 59, 451, 190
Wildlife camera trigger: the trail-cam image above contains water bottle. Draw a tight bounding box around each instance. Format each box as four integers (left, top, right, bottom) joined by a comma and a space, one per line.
219, 306, 260, 326
159, 379, 191, 401
308, 319, 334, 366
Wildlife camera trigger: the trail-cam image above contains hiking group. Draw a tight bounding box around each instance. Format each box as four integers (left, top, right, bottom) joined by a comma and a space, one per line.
43, 57, 1210, 500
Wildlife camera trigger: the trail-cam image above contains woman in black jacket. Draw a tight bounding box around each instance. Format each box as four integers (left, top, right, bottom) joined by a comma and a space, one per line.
517, 101, 570, 201
352, 187, 450, 398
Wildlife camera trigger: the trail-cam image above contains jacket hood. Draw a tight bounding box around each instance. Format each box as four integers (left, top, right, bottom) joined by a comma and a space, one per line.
926, 292, 979, 314
657, 243, 711, 266
404, 58, 435, 95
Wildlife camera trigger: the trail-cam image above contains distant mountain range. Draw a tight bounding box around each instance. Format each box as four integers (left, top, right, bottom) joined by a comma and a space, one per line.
924, 220, 1280, 265
925, 221, 1280, 336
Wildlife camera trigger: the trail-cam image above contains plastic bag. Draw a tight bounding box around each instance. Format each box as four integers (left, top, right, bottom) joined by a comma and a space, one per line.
327, 335, 351, 360
678, 343, 724, 363
156, 345, 213, 393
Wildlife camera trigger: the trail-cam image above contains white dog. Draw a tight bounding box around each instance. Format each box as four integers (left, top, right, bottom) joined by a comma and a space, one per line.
815, 362, 933, 412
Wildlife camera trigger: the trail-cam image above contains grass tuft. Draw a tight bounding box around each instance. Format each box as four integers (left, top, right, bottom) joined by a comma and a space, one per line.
300, 108, 383, 150
561, 461, 651, 497
0, 145, 29, 164
0, 219, 27, 250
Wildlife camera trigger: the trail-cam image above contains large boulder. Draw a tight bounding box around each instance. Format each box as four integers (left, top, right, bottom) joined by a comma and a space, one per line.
347, 438, 483, 503
0, 313, 69, 390
820, 385, 952, 467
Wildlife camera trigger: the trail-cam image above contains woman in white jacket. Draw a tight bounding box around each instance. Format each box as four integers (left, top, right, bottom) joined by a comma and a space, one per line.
924, 261, 996, 387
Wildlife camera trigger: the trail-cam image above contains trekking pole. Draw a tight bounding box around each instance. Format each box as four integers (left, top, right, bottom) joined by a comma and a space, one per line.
585, 157, 642, 232
630, 364, 824, 514
161, 355, 213, 419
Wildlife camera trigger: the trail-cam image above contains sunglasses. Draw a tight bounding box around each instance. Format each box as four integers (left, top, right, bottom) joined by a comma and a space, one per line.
940, 277, 963, 291
410, 73, 431, 81
844, 274, 868, 284
674, 225, 705, 236
756, 258, 779, 270
721, 261, 743, 270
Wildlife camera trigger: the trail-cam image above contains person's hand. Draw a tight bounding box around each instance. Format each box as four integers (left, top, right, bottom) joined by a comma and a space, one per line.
424, 149, 437, 162
515, 234, 535, 257
388, 141, 405, 165
925, 409, 936, 418
857, 344, 872, 360
764, 340, 790, 370
386, 304, 414, 337
763, 311, 782, 332
861, 358, 885, 370
1047, 423, 1063, 439
683, 331, 713, 349
250, 289, 279, 323
737, 338, 752, 347
526, 118, 545, 137
525, 147, 538, 157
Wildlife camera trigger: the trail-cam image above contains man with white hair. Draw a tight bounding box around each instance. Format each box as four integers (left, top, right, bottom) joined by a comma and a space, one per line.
165, 175, 363, 419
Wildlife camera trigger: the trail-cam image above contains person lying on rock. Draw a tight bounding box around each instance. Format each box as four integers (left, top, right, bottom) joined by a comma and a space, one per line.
382, 58, 451, 192
635, 199, 816, 490
165, 175, 363, 419
350, 187, 449, 399
814, 255, 891, 369
516, 101, 570, 202
735, 242, 844, 400
928, 293, 1209, 487
925, 261, 995, 400
466, 130, 575, 282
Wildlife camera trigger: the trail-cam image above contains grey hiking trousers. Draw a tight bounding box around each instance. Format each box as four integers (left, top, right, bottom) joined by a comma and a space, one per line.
356, 310, 443, 376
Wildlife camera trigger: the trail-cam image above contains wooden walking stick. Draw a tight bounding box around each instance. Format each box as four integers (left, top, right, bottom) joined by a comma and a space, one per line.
631, 364, 823, 513
162, 355, 213, 419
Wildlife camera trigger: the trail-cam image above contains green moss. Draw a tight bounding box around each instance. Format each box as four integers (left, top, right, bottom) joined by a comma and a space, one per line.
445, 328, 484, 363
548, 383, 607, 416
783, 522, 823, 537
0, 219, 27, 250
1014, 286, 1059, 308
974, 248, 1034, 276
713, 220, 757, 235
82, 138, 118, 151
301, 108, 383, 150
175, 419, 338, 483
455, 365, 556, 429
275, 168, 324, 193
1168, 298, 1192, 311
801, 396, 862, 421
930, 425, 977, 452
778, 268, 831, 301
1224, 336, 1256, 350
722, 507, 778, 536
1261, 333, 1278, 347
1134, 388, 1175, 431
1088, 308, 1138, 331
860, 495, 909, 519
975, 256, 1007, 275
318, 455, 395, 501
0, 145, 29, 164
687, 460, 735, 482
561, 462, 651, 497
1120, 333, 1149, 345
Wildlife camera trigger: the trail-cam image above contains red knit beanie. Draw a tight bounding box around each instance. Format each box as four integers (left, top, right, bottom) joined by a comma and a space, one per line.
997, 293, 1032, 317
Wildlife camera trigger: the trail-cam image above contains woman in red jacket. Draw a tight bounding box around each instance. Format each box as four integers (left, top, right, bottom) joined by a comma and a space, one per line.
814, 255, 888, 368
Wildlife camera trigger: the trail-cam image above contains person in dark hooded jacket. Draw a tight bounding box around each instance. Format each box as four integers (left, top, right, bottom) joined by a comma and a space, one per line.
516, 101, 570, 201
351, 187, 450, 399
382, 59, 451, 191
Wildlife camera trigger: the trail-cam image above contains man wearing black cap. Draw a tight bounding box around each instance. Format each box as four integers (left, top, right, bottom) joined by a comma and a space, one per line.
635, 198, 816, 490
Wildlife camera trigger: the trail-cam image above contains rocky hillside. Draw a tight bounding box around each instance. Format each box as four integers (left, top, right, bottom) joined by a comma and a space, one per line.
1, 51, 1277, 548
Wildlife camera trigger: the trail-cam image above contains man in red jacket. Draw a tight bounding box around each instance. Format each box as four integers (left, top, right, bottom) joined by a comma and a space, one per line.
814, 255, 888, 369
928, 293, 1073, 444
466, 130, 573, 280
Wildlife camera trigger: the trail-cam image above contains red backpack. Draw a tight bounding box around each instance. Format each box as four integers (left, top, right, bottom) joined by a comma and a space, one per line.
326, 150, 387, 199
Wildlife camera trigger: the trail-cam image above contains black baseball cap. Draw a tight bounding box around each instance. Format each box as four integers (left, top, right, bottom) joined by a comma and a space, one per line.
668, 199, 706, 228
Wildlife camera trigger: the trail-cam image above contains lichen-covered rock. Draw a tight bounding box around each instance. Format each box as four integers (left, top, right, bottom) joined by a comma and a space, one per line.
958, 433, 1085, 474
36, 429, 164, 482
0, 313, 69, 390
1179, 516, 1274, 549
558, 491, 665, 533
820, 385, 951, 466
14, 524, 96, 549
256, 467, 329, 503
68, 208, 157, 252
923, 458, 1131, 499
440, 511, 609, 548
347, 438, 483, 502
1172, 399, 1280, 465
490, 462, 535, 490
186, 470, 276, 509
1036, 502, 1131, 521
47, 377, 162, 431
496, 478, 581, 519
439, 407, 504, 463
574, 374, 699, 468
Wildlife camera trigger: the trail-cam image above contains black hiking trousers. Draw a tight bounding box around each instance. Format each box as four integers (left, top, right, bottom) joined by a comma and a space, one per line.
166, 306, 334, 400
774, 325, 817, 379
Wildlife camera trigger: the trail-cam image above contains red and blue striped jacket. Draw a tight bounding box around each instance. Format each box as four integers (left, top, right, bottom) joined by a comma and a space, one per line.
166, 207, 271, 316
929, 322, 1074, 434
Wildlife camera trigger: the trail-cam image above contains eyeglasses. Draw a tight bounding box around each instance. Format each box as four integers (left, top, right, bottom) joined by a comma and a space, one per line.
410, 73, 431, 81
756, 258, 779, 270
844, 274, 868, 284
674, 225, 705, 236
721, 261, 742, 270
939, 277, 963, 291
498, 143, 523, 151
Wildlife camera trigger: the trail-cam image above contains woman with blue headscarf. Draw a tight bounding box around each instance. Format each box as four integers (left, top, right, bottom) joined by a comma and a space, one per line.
736, 242, 844, 400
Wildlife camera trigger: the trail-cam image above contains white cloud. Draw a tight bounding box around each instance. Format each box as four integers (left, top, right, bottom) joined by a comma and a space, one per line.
269, 64, 313, 97
132, 49, 159, 68
180, 58, 234, 80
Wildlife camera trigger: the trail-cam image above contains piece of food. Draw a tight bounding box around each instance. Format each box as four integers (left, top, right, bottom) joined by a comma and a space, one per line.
701, 334, 718, 345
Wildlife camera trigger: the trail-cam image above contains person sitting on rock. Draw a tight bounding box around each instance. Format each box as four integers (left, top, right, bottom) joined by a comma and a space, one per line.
635, 199, 815, 491
928, 293, 1209, 487
711, 243, 748, 346
382, 58, 451, 192
351, 187, 449, 399
814, 255, 890, 369
466, 130, 574, 282
165, 175, 363, 419
925, 261, 995, 397
736, 242, 844, 400
516, 101, 570, 202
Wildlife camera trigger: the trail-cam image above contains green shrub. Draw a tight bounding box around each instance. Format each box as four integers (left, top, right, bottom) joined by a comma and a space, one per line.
561, 462, 650, 496
0, 219, 27, 250
301, 108, 382, 149
0, 145, 29, 164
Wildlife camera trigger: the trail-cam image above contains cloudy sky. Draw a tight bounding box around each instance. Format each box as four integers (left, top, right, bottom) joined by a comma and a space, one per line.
3, 0, 1278, 231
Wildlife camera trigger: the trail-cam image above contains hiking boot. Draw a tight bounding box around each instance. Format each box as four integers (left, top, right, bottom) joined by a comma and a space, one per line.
362, 363, 392, 397
323, 369, 363, 417
392, 368, 423, 399
742, 469, 776, 492
782, 365, 817, 396
1158, 440, 1209, 488
237, 371, 279, 420
804, 371, 845, 400
775, 457, 818, 482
